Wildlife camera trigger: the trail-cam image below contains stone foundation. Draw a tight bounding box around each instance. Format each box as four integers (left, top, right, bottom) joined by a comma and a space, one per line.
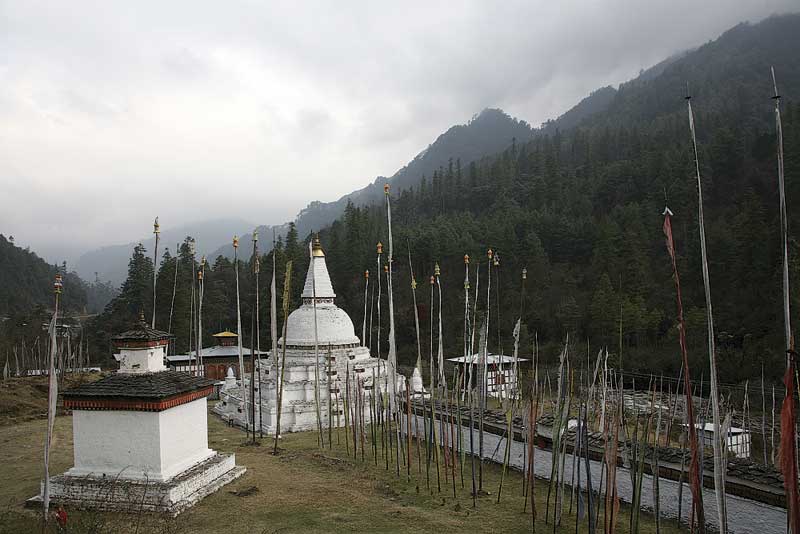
28, 453, 245, 516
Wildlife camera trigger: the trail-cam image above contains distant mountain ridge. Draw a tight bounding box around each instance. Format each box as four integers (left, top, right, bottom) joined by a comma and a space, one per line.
75, 217, 255, 286
210, 108, 538, 258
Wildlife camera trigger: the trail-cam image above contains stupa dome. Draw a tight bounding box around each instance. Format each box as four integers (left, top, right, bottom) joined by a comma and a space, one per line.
279, 236, 361, 349
282, 303, 360, 348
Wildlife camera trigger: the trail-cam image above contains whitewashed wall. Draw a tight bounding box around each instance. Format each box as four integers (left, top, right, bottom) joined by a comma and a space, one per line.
70, 399, 213, 482
158, 399, 214, 480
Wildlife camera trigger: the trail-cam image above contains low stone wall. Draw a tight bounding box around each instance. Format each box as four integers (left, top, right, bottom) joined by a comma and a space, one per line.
401, 413, 786, 534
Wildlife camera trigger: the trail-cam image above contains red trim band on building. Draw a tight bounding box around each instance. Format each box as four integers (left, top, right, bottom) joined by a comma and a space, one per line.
64, 386, 213, 412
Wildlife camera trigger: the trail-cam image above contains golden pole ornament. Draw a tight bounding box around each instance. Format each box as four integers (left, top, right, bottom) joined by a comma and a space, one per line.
153, 216, 160, 235
430, 275, 435, 285
233, 235, 239, 249
487, 248, 493, 260
53, 274, 63, 295
464, 254, 470, 264
365, 270, 370, 279
434, 263, 440, 277
377, 242, 383, 255
384, 183, 390, 195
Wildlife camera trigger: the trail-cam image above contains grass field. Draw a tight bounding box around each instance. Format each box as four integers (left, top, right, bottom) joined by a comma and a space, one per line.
0, 394, 684, 534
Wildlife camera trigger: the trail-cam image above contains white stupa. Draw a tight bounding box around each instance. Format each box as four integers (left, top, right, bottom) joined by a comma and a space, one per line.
215, 236, 392, 433
32, 318, 245, 515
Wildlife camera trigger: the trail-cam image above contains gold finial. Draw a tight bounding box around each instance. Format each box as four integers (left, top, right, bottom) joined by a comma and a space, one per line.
384, 183, 390, 195
233, 235, 239, 249
198, 269, 204, 281
153, 217, 160, 234
434, 263, 440, 277
365, 270, 369, 279
429, 275, 435, 285
487, 248, 493, 260
522, 267, 527, 280
312, 234, 325, 257
253, 229, 259, 242
464, 254, 470, 264
411, 277, 417, 290
53, 273, 63, 295
384, 264, 389, 273
464, 280, 470, 290
376, 242, 383, 255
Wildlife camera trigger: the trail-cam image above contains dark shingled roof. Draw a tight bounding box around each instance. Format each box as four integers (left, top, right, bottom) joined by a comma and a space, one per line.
112, 320, 172, 343
63, 371, 215, 400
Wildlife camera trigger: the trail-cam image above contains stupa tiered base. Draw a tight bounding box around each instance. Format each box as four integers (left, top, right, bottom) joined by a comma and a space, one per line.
28, 452, 245, 516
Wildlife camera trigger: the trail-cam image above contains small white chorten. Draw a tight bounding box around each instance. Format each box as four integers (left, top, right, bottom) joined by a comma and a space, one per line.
32, 318, 245, 515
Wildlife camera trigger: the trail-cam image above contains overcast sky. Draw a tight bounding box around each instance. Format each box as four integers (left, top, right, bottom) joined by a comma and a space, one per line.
1, 0, 796, 263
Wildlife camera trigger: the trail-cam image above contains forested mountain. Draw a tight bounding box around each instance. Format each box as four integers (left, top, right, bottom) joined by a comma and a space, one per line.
0, 234, 88, 315
89, 14, 800, 388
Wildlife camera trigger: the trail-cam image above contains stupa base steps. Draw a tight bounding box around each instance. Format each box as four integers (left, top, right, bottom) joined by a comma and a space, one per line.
27, 453, 245, 516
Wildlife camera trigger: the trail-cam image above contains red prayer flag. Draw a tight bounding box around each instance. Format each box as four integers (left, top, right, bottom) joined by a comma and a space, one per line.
663, 209, 706, 531
780, 355, 800, 533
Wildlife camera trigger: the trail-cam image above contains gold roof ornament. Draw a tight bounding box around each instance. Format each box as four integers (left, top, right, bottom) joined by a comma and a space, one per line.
411, 277, 417, 290
233, 235, 239, 249
376, 242, 383, 255
53, 273, 63, 294
383, 264, 389, 273
464, 254, 470, 264
153, 217, 160, 235
487, 248, 493, 260
198, 269, 203, 281
429, 275, 435, 285
365, 270, 369, 279
434, 263, 440, 277
213, 330, 238, 338
384, 183, 390, 195
312, 234, 325, 257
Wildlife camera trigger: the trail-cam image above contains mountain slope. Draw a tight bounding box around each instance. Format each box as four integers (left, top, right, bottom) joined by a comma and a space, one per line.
0, 234, 88, 315
310, 12, 800, 385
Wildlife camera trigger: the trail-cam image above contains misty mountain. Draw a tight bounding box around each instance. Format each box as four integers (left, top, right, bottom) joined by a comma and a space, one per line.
75, 218, 255, 286
210, 108, 537, 258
